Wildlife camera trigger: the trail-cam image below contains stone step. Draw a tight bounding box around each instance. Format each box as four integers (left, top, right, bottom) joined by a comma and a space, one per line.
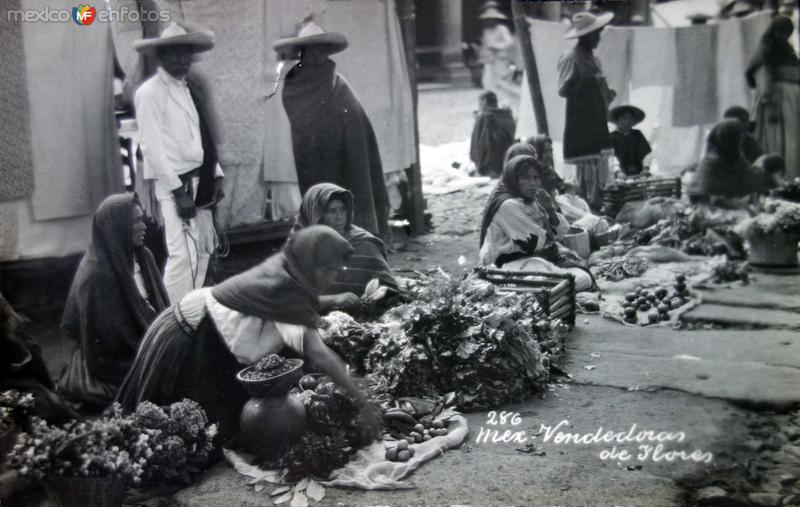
682, 304, 800, 330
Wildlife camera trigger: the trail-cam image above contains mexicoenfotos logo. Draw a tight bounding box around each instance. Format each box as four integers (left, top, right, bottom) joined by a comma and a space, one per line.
72, 4, 96, 26
5, 5, 170, 24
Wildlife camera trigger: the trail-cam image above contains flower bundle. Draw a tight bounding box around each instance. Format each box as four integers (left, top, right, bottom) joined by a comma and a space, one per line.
8, 399, 217, 486
735, 198, 800, 238
8, 409, 141, 482
128, 399, 217, 485
0, 389, 36, 432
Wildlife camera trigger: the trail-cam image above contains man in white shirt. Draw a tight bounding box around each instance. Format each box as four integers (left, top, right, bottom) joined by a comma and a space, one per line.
134, 22, 225, 304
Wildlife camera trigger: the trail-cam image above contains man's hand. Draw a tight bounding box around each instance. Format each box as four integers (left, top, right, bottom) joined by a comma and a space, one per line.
213, 176, 225, 203
173, 188, 196, 220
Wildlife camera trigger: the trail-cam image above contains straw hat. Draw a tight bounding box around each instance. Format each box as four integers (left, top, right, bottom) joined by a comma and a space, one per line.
479, 7, 508, 21
134, 21, 215, 55
564, 11, 613, 39
273, 21, 348, 57
609, 105, 646, 125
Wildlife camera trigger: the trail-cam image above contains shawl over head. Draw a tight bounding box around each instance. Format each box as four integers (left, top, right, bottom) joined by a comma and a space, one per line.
479, 155, 542, 247
503, 141, 537, 165
294, 182, 355, 232
60, 193, 168, 400
687, 120, 762, 199
63, 193, 168, 335
293, 183, 386, 253
292, 183, 398, 294
212, 225, 354, 328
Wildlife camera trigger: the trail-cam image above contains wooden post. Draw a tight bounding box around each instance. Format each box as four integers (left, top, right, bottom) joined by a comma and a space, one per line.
512, 0, 549, 135
397, 0, 426, 236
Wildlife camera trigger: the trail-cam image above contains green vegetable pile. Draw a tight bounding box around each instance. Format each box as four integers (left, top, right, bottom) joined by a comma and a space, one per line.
324, 270, 568, 411
274, 375, 378, 481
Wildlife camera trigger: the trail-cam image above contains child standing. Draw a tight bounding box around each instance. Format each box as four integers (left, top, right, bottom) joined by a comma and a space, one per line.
609, 105, 652, 178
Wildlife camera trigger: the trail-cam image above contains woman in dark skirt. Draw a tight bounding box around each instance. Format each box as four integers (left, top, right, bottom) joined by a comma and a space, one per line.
117, 225, 381, 441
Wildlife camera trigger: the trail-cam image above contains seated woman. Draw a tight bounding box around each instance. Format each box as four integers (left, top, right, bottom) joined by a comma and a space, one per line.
687, 119, 764, 206
117, 226, 381, 443
479, 155, 594, 292
58, 193, 168, 410
293, 183, 399, 298
520, 137, 611, 238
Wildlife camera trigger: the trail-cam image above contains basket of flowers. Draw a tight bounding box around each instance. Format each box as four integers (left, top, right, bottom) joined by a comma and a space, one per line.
7, 399, 217, 507
734, 198, 800, 267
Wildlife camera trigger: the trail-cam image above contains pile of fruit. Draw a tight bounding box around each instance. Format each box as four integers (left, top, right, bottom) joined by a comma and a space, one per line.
382, 400, 451, 462
383, 420, 451, 463
620, 274, 691, 325
240, 354, 295, 381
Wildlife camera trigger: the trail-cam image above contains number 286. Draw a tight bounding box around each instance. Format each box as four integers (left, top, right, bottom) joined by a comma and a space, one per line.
486, 411, 521, 426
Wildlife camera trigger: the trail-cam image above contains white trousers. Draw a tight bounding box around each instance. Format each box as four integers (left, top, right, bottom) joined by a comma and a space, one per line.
155, 178, 215, 304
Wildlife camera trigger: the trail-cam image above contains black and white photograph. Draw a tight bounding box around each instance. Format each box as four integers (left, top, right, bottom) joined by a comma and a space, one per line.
1, 0, 799, 505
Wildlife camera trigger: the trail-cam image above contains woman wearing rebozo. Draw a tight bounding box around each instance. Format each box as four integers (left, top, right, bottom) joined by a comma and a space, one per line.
291, 183, 399, 300
479, 155, 595, 292
117, 225, 382, 443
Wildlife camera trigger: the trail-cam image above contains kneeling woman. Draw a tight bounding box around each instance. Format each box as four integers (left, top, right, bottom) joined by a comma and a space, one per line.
479, 155, 594, 292
293, 183, 399, 298
118, 226, 380, 442
59, 194, 168, 410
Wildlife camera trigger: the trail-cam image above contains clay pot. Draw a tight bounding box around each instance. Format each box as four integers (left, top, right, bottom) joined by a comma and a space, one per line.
236, 359, 307, 458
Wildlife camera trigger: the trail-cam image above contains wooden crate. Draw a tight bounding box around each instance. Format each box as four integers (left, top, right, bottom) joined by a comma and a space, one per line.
476, 269, 576, 329
602, 177, 682, 217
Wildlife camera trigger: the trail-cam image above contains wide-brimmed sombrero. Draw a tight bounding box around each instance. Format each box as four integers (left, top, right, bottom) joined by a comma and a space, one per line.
609, 105, 646, 125
564, 11, 614, 39
273, 22, 348, 57
479, 7, 509, 21
134, 21, 215, 54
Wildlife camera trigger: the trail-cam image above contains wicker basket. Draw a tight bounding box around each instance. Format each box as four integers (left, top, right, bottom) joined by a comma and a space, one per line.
602, 177, 682, 218
561, 227, 590, 259
45, 476, 126, 507
477, 269, 576, 328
